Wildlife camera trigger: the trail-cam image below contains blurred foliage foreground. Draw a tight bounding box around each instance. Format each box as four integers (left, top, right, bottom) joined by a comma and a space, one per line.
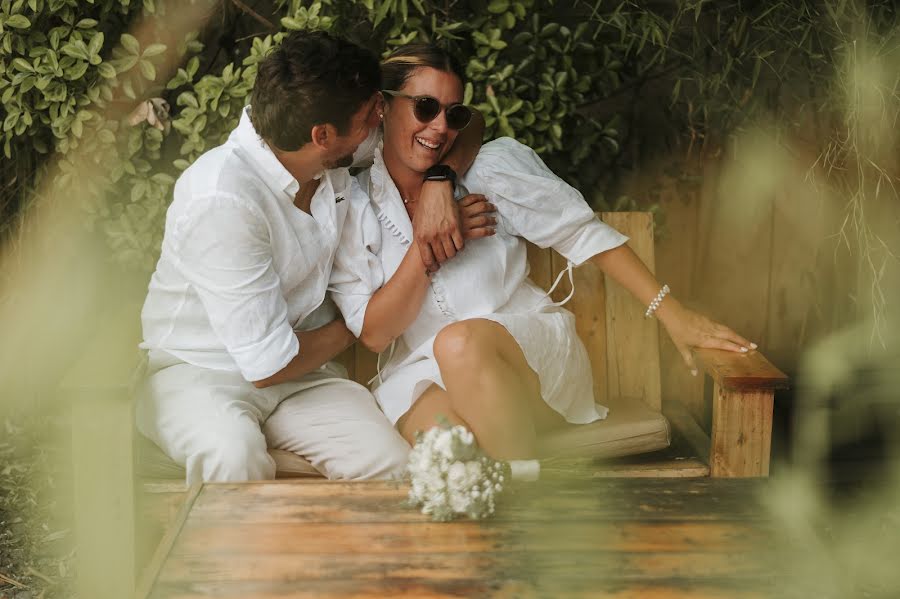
1, 0, 899, 597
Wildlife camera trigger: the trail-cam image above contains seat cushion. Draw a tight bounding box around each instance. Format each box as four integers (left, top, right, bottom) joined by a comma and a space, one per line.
136, 434, 323, 480
537, 398, 670, 459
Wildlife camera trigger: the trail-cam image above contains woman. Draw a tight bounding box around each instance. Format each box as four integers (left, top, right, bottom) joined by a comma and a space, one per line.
330, 44, 754, 460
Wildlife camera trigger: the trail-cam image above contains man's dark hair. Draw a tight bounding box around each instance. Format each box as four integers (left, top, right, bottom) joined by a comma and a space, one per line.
250, 31, 381, 151
381, 43, 466, 93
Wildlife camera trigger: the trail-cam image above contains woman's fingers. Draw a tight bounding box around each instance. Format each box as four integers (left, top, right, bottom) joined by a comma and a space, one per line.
676, 344, 698, 377
701, 336, 748, 353
463, 226, 495, 240
459, 193, 487, 208
465, 215, 497, 228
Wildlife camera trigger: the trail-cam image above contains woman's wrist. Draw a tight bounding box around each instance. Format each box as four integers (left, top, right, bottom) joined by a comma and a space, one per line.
654, 294, 682, 328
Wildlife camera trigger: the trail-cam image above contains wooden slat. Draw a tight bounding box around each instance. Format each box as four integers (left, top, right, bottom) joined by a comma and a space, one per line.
600, 212, 662, 411
135, 483, 202, 599
333, 345, 356, 382
184, 480, 770, 524
354, 345, 379, 388
663, 399, 711, 464
156, 550, 773, 584
71, 387, 137, 599
710, 386, 775, 477
588, 458, 709, 478
550, 247, 609, 407
149, 575, 774, 599
525, 241, 553, 290
168, 520, 767, 557
694, 348, 789, 391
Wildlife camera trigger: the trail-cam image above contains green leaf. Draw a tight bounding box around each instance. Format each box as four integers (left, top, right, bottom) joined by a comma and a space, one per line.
12, 58, 34, 72
76, 18, 99, 29
281, 16, 304, 30
5, 15, 32, 29
88, 32, 104, 57
139, 59, 156, 81
98, 62, 116, 79
373, 0, 393, 28
142, 43, 166, 57
487, 0, 509, 14
121, 33, 140, 55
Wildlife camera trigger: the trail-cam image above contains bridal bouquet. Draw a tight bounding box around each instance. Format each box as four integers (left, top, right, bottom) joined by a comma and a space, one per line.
406, 423, 539, 522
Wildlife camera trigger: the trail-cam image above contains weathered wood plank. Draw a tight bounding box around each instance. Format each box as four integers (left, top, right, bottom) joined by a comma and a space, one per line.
168, 520, 768, 558
155, 552, 772, 597
185, 480, 769, 524
600, 212, 662, 411
151, 581, 771, 599
150, 581, 772, 599
663, 400, 711, 465
71, 388, 137, 599
525, 241, 553, 290
355, 345, 379, 388
694, 348, 789, 391
710, 386, 775, 477
135, 483, 202, 599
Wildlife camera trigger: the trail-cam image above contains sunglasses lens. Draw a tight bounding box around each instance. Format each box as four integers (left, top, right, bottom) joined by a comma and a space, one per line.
413, 96, 441, 123
446, 105, 472, 130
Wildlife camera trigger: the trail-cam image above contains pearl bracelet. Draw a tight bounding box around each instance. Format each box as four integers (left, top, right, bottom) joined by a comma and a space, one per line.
644, 284, 670, 318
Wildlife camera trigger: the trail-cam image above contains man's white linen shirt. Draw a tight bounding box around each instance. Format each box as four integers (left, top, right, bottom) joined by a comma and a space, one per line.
141, 107, 360, 382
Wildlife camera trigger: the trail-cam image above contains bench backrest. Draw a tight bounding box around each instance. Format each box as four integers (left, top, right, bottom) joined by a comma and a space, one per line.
338, 211, 662, 412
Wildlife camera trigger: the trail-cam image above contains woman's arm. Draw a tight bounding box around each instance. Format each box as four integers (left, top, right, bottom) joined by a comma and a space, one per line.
358, 193, 495, 353
590, 244, 756, 375
414, 109, 487, 270
358, 246, 432, 353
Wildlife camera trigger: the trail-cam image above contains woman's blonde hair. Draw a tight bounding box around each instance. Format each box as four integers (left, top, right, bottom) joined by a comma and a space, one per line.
381, 44, 466, 92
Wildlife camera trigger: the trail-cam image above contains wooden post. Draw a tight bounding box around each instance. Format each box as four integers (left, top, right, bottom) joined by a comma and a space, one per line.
694, 348, 788, 477
709, 385, 775, 477
64, 302, 143, 598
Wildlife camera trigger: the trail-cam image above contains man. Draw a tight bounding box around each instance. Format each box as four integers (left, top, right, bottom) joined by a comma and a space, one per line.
137, 31, 483, 484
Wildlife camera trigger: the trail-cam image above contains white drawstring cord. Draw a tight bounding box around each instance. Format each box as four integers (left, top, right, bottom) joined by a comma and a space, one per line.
368, 338, 397, 386
543, 259, 576, 308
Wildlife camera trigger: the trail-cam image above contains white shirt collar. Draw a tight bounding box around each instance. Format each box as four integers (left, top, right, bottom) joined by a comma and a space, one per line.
232, 105, 301, 199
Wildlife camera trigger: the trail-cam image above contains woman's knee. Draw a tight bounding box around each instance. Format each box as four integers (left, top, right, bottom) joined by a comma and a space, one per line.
433, 320, 503, 371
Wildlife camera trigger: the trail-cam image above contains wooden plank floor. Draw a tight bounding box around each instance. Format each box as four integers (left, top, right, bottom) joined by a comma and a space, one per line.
141, 478, 781, 598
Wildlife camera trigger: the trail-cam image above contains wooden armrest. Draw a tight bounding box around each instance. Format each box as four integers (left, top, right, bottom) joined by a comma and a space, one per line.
693, 348, 789, 391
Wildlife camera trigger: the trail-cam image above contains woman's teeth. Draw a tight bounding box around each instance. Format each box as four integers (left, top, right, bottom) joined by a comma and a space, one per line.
416, 137, 440, 150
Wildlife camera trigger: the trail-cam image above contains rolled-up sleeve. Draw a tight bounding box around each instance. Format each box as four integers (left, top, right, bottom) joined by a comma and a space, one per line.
171, 194, 298, 381
468, 137, 628, 266
328, 177, 384, 337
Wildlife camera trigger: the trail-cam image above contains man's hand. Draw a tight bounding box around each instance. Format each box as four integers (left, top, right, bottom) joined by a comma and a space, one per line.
414, 180, 464, 272
459, 194, 496, 240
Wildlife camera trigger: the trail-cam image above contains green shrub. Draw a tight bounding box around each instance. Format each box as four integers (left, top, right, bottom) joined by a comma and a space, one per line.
2, 0, 896, 273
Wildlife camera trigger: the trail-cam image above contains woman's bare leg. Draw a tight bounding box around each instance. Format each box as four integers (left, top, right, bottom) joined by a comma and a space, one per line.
431, 319, 565, 460
396, 384, 467, 446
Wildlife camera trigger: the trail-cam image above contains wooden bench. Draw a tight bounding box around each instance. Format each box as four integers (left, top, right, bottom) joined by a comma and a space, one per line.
63, 211, 788, 598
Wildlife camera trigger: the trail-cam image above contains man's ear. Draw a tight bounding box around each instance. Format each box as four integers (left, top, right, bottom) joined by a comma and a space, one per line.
310, 123, 332, 150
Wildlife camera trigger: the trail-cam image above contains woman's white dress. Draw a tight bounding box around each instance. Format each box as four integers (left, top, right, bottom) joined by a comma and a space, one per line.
329, 137, 629, 425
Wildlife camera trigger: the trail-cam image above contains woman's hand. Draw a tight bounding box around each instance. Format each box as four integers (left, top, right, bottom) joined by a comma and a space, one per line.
657, 299, 757, 376
458, 194, 496, 240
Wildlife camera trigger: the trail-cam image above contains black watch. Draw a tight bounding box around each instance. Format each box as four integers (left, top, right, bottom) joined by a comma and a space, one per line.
423, 164, 457, 186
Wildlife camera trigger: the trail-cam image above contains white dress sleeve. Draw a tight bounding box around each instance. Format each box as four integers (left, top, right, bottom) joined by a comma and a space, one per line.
466, 137, 628, 266
328, 175, 384, 337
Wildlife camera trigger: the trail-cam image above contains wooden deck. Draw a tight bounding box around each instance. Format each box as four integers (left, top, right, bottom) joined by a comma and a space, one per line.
138, 477, 782, 598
